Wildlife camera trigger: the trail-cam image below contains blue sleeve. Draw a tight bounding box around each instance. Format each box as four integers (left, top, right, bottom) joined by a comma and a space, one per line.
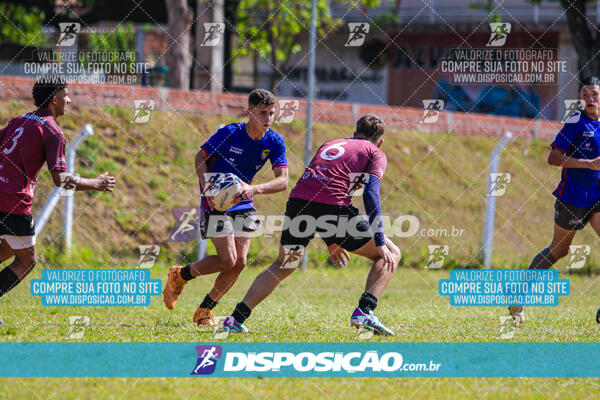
552, 122, 578, 153
363, 176, 385, 247
270, 134, 288, 168
201, 126, 231, 157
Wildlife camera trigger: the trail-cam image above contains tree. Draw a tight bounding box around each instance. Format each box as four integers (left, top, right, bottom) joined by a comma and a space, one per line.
165, 0, 194, 89
476, 0, 600, 82
234, 0, 380, 92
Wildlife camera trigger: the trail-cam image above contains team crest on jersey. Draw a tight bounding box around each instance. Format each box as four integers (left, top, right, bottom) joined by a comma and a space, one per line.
261, 149, 270, 159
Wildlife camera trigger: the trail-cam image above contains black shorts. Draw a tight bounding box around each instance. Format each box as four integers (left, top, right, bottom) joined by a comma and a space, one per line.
280, 198, 372, 252
554, 198, 600, 231
199, 207, 261, 239
0, 212, 35, 236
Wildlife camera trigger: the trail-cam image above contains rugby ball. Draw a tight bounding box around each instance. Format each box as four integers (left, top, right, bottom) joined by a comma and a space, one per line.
210, 173, 243, 211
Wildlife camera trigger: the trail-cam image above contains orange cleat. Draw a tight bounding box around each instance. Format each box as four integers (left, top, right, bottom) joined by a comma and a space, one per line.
194, 306, 216, 326
163, 265, 188, 310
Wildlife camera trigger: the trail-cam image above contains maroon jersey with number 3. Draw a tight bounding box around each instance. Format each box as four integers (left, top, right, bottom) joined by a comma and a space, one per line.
290, 138, 387, 206
0, 110, 67, 215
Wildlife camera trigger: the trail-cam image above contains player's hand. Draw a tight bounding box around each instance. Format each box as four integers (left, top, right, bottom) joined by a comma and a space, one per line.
587, 157, 600, 170
377, 245, 396, 273
201, 180, 218, 209
235, 182, 257, 204
328, 243, 350, 268
95, 172, 115, 192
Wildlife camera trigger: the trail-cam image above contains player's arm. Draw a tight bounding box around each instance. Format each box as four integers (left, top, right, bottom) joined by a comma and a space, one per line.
195, 148, 217, 209
50, 171, 115, 191
238, 166, 288, 200
362, 176, 395, 271
548, 148, 600, 170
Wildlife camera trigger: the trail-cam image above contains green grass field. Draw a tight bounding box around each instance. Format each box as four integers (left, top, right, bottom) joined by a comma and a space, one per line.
2, 265, 600, 398
2, 98, 600, 397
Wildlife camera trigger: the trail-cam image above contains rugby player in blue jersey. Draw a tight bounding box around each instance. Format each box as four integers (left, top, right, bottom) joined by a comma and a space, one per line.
510, 77, 600, 324
162, 89, 288, 326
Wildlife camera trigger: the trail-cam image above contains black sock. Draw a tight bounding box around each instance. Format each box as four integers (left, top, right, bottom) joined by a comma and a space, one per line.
231, 302, 252, 324
0, 268, 20, 298
358, 291, 378, 314
180, 264, 194, 281
199, 294, 218, 310
529, 247, 557, 270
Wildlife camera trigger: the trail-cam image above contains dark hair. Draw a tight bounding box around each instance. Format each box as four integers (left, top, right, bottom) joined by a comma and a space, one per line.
355, 113, 385, 141
248, 88, 276, 109
580, 76, 600, 90
32, 75, 67, 108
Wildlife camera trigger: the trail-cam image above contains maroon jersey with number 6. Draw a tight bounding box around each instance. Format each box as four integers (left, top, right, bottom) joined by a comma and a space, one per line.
0, 110, 67, 215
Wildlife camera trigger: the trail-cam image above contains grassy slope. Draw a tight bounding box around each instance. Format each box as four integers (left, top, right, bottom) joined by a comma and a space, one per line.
2, 99, 600, 398
1, 98, 598, 271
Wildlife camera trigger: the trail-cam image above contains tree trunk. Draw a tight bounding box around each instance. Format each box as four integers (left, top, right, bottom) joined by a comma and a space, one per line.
560, 0, 600, 82
166, 0, 194, 89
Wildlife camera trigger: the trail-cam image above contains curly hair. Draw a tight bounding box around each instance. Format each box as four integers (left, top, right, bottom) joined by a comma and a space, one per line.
248, 88, 276, 109
32, 75, 67, 108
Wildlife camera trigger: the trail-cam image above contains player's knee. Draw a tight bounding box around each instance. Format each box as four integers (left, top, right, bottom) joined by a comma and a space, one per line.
233, 256, 247, 271
218, 252, 237, 270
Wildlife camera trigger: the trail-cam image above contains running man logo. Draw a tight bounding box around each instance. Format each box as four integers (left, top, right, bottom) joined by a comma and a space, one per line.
561, 100, 585, 123
168, 207, 200, 242
196, 316, 230, 340
345, 23, 370, 46
280, 245, 305, 269
486, 23, 511, 47
347, 173, 370, 196
131, 100, 155, 124
425, 245, 449, 269
57, 172, 79, 197
57, 23, 80, 47
277, 100, 299, 123
566, 245, 591, 269
200, 23, 225, 47
66, 315, 90, 340
497, 316, 517, 339
137, 245, 160, 268
487, 173, 511, 197
419, 100, 444, 124
191, 345, 223, 375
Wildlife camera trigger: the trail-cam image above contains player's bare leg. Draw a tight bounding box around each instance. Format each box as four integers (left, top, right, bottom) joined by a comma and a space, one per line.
223, 245, 298, 332
163, 234, 238, 310
0, 240, 14, 264
0, 245, 36, 299
194, 236, 251, 326
348, 236, 401, 336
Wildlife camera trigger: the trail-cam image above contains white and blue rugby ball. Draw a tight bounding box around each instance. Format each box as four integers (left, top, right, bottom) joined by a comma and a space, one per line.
210, 173, 243, 211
